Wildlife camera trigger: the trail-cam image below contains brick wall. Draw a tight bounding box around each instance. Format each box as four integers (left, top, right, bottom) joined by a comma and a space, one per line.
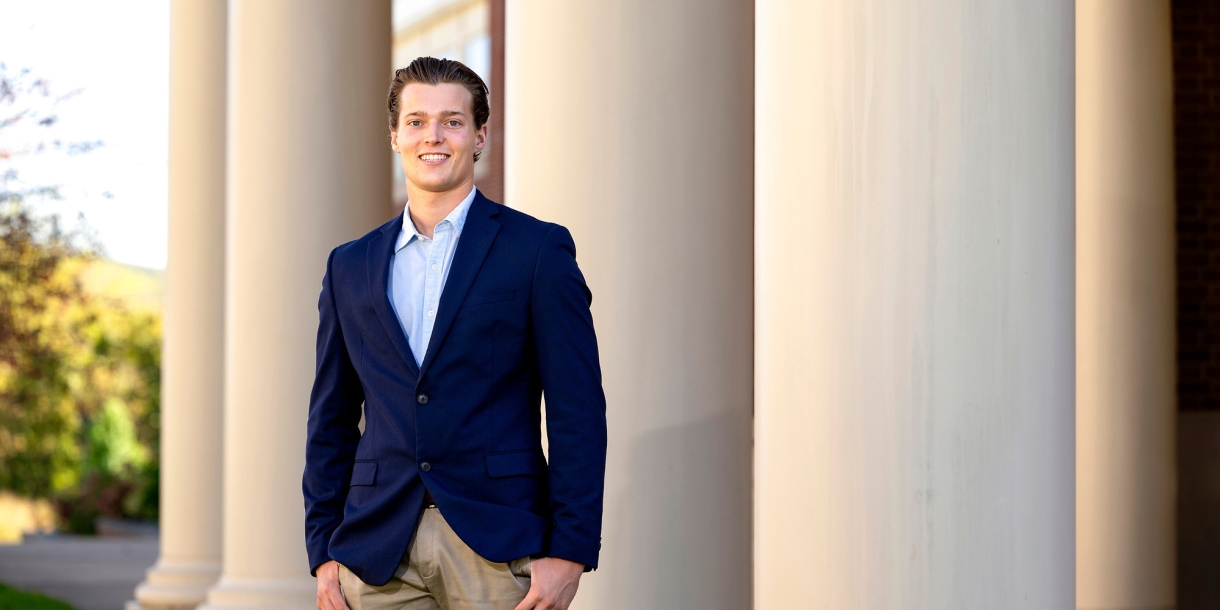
1174, 0, 1220, 411
476, 0, 505, 203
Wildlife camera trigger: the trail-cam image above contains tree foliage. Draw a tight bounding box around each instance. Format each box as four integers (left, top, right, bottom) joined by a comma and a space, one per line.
0, 64, 161, 529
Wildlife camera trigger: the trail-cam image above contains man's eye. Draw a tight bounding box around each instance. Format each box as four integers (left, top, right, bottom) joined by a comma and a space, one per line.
447, 120, 461, 127
408, 120, 422, 127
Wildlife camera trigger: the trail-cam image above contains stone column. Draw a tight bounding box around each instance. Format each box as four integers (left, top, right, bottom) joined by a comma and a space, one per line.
504, 0, 754, 608
755, 2, 1075, 608
200, 1, 391, 608
1076, 2, 1176, 609
129, 1, 227, 608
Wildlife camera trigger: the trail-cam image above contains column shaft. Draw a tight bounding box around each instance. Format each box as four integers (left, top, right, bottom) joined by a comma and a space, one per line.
1076, 2, 1177, 609
504, 0, 754, 608
201, 1, 391, 608
131, 0, 226, 607
755, 2, 1075, 608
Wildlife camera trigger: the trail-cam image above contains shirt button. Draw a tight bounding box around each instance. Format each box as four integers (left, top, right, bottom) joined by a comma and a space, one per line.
431, 264, 438, 270
420, 462, 431, 472
417, 393, 429, 404
427, 309, 434, 316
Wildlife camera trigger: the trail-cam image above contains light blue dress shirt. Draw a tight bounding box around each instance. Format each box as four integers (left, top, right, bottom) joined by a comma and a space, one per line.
388, 186, 478, 366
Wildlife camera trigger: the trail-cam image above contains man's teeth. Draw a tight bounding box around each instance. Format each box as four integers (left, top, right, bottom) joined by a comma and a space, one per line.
420, 154, 449, 161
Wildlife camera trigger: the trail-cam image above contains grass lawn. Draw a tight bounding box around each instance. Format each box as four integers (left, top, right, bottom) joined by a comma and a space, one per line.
0, 582, 77, 610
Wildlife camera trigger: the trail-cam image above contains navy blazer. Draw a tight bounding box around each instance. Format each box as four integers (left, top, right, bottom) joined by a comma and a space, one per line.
303, 192, 607, 587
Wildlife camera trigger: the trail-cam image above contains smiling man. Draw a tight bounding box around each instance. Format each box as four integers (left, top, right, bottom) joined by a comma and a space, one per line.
303, 57, 607, 610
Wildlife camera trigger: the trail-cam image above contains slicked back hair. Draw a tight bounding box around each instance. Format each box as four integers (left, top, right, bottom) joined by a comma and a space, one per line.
388, 57, 490, 162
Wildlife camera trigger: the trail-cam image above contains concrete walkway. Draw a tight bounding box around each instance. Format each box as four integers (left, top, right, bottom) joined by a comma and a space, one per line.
0, 535, 157, 610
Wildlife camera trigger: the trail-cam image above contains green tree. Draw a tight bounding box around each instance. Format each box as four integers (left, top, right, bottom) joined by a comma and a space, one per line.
0, 64, 161, 530
0, 203, 84, 497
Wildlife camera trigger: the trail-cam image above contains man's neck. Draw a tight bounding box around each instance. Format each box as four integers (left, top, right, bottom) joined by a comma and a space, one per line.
406, 179, 475, 238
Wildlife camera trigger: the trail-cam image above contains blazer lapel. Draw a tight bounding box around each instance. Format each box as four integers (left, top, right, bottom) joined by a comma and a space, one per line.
367, 215, 421, 378
418, 194, 501, 378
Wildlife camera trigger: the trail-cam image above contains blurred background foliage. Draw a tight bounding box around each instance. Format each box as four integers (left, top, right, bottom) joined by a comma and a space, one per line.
1, 64, 161, 535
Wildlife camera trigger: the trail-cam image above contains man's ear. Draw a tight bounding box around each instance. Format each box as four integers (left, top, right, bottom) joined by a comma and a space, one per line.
390, 129, 400, 152
474, 123, 488, 154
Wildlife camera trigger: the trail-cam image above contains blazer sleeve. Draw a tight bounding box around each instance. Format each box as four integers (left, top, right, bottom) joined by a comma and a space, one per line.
302, 248, 365, 575
530, 224, 608, 570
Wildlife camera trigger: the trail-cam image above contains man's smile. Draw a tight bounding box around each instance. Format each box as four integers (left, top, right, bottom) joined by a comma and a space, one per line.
418, 153, 451, 164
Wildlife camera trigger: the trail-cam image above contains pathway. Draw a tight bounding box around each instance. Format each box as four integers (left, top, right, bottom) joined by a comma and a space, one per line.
0, 534, 157, 610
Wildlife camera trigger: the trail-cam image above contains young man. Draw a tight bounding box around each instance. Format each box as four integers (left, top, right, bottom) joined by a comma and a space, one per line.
303, 57, 607, 610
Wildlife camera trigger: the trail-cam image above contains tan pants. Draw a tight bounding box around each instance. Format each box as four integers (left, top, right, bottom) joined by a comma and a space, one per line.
338, 507, 532, 610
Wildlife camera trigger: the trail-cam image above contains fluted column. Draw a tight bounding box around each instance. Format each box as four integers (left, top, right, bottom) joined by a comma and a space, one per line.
755, 2, 1075, 608
200, 1, 391, 608
1077, 2, 1176, 609
504, 1, 754, 608
129, 1, 227, 608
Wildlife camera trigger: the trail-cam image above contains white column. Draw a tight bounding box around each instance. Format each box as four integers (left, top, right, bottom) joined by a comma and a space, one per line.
1076, 2, 1176, 609
755, 2, 1075, 608
200, 1, 391, 608
129, 1, 226, 608
505, 1, 754, 608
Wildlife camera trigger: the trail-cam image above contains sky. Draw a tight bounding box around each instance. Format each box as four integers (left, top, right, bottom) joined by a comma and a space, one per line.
0, 1, 170, 270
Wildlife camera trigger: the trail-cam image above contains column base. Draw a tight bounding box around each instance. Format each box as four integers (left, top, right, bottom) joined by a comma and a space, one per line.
128, 558, 221, 610
198, 575, 316, 610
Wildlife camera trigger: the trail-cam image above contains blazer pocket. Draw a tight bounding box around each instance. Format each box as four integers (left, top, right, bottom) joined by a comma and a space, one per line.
485, 449, 546, 478
350, 460, 377, 486
462, 289, 516, 308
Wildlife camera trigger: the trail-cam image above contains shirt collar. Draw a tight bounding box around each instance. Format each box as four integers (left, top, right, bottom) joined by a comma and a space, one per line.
396, 185, 478, 252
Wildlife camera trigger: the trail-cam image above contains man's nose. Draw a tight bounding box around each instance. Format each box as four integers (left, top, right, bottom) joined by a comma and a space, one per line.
424, 122, 443, 144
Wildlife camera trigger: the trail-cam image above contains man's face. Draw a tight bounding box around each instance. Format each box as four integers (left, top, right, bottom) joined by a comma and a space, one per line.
390, 82, 487, 195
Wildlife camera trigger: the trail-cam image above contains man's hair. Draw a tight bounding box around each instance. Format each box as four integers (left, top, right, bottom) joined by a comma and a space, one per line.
387, 57, 490, 162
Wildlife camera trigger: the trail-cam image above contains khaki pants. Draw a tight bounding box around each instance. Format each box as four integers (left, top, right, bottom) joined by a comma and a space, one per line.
338, 507, 532, 610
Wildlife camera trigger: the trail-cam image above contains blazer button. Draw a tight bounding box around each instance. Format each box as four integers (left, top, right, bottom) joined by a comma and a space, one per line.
417, 393, 429, 404
420, 462, 431, 472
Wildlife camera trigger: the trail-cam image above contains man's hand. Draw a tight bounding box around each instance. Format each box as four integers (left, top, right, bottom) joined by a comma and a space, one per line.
513, 557, 583, 610
316, 560, 350, 610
